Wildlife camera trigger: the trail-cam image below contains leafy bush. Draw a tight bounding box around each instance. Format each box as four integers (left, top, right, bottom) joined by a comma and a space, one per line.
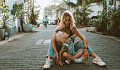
108, 9, 120, 36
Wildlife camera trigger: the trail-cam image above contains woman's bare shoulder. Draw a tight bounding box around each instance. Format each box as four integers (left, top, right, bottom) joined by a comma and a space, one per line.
55, 26, 64, 32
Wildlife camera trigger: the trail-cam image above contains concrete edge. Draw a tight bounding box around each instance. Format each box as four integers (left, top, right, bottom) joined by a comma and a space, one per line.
78, 27, 120, 42
0, 33, 29, 45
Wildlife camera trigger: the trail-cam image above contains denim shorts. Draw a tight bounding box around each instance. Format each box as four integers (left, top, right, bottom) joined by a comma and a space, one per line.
46, 42, 61, 58
74, 41, 93, 54
47, 41, 93, 58
66, 42, 76, 56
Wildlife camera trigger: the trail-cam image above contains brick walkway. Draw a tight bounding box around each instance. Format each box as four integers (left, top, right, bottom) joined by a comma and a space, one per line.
0, 25, 120, 70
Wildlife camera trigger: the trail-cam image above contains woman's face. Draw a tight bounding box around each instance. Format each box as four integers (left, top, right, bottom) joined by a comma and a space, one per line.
64, 16, 71, 27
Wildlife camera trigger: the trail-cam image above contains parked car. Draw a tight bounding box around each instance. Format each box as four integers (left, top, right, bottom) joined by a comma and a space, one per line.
48, 20, 55, 25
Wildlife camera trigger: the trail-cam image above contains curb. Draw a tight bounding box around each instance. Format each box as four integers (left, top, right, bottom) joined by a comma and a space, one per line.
78, 27, 120, 42
0, 33, 28, 45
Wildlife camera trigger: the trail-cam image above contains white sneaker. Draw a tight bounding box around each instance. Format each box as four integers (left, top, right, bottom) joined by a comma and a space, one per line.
43, 58, 53, 69
75, 57, 84, 63
65, 59, 71, 64
93, 57, 106, 66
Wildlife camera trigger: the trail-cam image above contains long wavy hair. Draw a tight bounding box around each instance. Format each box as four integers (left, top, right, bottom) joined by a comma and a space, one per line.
55, 10, 76, 32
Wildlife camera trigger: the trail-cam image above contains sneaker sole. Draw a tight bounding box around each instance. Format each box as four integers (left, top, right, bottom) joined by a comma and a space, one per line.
93, 61, 106, 67
43, 62, 53, 70
43, 68, 50, 70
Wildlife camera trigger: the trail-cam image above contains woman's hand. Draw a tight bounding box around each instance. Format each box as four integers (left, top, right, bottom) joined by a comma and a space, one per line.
57, 60, 64, 66
55, 53, 59, 64
84, 49, 89, 61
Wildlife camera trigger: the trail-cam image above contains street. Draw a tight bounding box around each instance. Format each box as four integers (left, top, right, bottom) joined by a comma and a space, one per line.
0, 24, 120, 70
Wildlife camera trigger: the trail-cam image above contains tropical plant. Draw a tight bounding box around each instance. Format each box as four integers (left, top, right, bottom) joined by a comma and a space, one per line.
29, 7, 40, 25
108, 8, 120, 36
74, 0, 93, 27
90, 17, 102, 31
63, 0, 78, 8
11, 3, 24, 19
11, 3, 25, 31
0, 2, 12, 28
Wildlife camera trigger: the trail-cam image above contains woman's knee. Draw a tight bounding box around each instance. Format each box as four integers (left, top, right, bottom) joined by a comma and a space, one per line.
63, 52, 69, 57
78, 50, 83, 54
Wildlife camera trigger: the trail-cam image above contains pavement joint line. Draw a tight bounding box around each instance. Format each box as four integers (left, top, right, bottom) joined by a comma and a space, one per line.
42, 39, 51, 44
36, 39, 44, 45
0, 33, 28, 45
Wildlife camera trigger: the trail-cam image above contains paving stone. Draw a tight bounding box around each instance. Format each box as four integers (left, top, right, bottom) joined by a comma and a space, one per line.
43, 39, 51, 44
35, 39, 44, 45
0, 25, 119, 70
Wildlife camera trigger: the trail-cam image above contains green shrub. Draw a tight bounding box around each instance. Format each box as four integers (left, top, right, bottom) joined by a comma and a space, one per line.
109, 9, 120, 36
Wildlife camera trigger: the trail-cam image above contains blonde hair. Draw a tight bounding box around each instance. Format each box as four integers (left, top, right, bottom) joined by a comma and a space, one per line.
56, 10, 76, 32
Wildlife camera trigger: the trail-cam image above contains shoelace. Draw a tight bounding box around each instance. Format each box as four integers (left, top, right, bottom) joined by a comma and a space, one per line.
65, 59, 71, 64
45, 59, 50, 65
97, 57, 103, 62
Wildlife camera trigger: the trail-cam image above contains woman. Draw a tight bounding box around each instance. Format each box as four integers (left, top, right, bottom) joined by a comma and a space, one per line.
43, 10, 79, 69
43, 10, 105, 69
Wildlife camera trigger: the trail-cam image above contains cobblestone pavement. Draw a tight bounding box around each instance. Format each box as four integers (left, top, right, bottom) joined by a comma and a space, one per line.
0, 24, 120, 70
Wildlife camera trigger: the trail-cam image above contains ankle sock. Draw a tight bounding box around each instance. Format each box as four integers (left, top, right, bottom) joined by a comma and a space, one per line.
75, 59, 78, 63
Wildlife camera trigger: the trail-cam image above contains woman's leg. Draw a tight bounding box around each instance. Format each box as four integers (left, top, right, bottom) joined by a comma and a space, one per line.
75, 41, 98, 58
63, 52, 76, 61
90, 52, 98, 58
63, 52, 84, 63
75, 40, 93, 55
46, 43, 55, 59
74, 50, 83, 58
63, 51, 83, 61
43, 43, 55, 69
75, 40, 106, 66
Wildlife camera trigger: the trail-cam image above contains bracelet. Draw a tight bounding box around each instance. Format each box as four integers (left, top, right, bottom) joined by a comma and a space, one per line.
84, 46, 88, 49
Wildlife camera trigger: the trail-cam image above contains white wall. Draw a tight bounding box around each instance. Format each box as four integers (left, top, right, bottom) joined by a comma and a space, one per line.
70, 0, 77, 4
116, 1, 120, 9
88, 3, 103, 18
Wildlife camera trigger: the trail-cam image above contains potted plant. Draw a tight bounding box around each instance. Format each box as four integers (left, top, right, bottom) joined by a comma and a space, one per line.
23, 7, 39, 32
0, 2, 12, 40
11, 3, 24, 32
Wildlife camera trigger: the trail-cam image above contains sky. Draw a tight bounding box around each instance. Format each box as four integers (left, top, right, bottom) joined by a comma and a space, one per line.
35, 0, 62, 20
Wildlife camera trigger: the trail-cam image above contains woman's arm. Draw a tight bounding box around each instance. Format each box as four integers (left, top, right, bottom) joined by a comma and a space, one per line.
58, 49, 64, 66
51, 32, 58, 54
72, 26, 87, 47
51, 32, 59, 61
72, 27, 89, 61
75, 29, 87, 47
72, 33, 77, 39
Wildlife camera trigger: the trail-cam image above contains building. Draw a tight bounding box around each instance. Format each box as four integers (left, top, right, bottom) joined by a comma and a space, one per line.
107, 0, 120, 11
